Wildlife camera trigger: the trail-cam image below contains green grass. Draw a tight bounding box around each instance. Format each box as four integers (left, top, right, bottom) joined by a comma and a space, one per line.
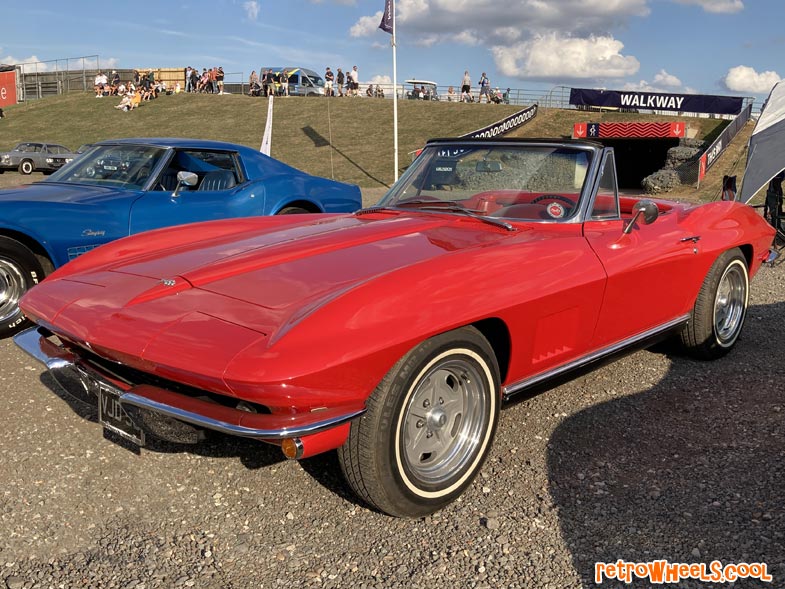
0, 92, 735, 197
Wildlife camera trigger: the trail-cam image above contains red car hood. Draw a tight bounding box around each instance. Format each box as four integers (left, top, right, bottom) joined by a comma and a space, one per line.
23, 213, 528, 391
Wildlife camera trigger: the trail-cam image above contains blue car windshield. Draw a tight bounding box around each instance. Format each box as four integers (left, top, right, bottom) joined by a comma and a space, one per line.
45, 144, 167, 189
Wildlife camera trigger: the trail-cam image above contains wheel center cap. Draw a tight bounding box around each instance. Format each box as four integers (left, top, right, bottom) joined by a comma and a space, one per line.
428, 407, 448, 429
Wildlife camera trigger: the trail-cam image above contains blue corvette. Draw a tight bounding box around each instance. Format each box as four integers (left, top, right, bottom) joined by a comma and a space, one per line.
0, 137, 362, 337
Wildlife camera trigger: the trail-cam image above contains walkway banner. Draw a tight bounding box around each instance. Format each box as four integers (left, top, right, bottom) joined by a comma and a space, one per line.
570, 88, 743, 116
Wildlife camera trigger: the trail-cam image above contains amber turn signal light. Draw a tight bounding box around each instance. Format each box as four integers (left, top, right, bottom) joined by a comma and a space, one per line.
281, 438, 304, 460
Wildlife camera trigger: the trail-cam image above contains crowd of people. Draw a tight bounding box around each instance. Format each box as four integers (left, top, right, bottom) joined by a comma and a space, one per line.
322, 65, 361, 97
94, 69, 187, 112
247, 69, 291, 97
93, 64, 512, 108
184, 66, 225, 94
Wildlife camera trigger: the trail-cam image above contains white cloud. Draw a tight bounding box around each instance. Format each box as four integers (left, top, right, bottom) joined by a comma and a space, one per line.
653, 69, 681, 87
351, 0, 650, 42
672, 0, 743, 13
454, 31, 482, 46
369, 74, 392, 86
723, 65, 782, 94
1, 55, 49, 72
492, 34, 640, 80
350, 11, 383, 37
413, 34, 441, 48
243, 1, 260, 21
621, 70, 683, 93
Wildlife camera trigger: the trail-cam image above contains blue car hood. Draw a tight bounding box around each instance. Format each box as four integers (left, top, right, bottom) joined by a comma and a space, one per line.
0, 182, 140, 205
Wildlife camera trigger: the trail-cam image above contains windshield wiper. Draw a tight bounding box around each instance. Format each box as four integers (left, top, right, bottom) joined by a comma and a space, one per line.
411, 203, 515, 231
356, 200, 515, 231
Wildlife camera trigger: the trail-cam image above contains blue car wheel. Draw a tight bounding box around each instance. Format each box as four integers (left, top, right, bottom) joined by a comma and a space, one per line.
0, 237, 46, 336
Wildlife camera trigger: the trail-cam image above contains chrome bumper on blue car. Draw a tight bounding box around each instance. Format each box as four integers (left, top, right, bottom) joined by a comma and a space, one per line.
13, 326, 365, 441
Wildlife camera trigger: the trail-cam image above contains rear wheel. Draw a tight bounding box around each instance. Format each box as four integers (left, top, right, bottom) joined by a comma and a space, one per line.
0, 237, 47, 337
681, 248, 748, 359
18, 160, 34, 175
338, 326, 500, 517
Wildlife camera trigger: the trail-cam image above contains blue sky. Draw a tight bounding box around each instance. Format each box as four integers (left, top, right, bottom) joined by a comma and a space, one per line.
1, 0, 782, 101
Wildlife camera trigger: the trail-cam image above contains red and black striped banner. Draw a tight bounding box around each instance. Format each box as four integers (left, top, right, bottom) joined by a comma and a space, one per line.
573, 122, 685, 139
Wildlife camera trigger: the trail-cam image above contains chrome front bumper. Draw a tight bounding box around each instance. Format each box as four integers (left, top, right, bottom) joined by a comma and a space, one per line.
14, 326, 365, 441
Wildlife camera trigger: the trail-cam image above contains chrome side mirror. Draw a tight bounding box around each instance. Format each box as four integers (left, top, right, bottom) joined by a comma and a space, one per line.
623, 199, 659, 234
173, 171, 198, 197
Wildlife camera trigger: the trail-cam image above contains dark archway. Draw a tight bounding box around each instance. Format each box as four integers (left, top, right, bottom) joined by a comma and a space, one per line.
598, 138, 680, 190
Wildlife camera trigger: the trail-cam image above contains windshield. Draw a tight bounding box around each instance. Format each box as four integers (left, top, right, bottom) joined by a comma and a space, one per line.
45, 144, 168, 189
380, 143, 595, 222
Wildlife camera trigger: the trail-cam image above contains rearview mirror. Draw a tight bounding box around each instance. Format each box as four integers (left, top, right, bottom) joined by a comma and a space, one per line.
623, 199, 659, 234
173, 171, 198, 197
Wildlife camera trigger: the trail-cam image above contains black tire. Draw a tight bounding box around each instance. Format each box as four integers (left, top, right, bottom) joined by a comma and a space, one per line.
277, 206, 311, 215
680, 248, 748, 359
0, 237, 48, 338
338, 326, 500, 517
18, 160, 34, 175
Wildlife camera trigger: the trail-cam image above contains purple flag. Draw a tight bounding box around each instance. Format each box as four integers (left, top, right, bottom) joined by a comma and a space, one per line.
379, 0, 393, 34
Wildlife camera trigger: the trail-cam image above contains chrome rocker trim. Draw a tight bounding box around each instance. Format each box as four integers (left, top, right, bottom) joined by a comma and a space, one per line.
14, 326, 365, 440
502, 314, 691, 401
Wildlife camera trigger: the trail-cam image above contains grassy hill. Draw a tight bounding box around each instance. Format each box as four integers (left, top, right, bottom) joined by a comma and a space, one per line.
0, 92, 742, 200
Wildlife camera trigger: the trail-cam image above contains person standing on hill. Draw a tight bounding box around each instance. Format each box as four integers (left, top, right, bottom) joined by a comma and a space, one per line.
478, 72, 491, 103
461, 70, 471, 102
216, 67, 225, 94
325, 67, 334, 96
336, 68, 345, 97
350, 65, 359, 97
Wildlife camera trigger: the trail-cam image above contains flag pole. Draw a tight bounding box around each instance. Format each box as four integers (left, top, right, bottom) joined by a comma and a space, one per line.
379, 0, 398, 181
392, 0, 399, 181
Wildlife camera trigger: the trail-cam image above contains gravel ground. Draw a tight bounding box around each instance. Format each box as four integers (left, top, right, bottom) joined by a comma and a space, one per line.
0, 171, 783, 589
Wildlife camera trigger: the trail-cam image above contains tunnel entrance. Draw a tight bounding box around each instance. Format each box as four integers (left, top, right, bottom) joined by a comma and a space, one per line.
594, 138, 680, 190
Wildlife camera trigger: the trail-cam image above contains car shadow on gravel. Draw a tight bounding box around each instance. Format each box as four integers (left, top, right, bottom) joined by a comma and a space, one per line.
547, 301, 785, 588
38, 372, 286, 470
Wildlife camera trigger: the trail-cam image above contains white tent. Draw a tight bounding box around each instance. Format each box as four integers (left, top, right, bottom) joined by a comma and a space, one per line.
739, 81, 785, 203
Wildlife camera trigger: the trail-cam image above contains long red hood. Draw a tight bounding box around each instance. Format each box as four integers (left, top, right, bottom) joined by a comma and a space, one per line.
21, 212, 546, 393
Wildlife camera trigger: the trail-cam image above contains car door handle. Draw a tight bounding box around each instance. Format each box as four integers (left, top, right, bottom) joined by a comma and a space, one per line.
680, 235, 701, 244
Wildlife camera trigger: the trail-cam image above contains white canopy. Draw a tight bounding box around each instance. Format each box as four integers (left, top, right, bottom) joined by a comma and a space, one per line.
739, 81, 785, 203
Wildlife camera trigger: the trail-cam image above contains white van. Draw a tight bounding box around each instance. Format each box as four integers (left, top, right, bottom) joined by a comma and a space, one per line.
259, 67, 325, 96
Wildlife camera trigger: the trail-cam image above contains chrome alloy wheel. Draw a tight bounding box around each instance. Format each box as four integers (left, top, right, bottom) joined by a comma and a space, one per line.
398, 353, 490, 491
713, 259, 748, 346
0, 257, 26, 323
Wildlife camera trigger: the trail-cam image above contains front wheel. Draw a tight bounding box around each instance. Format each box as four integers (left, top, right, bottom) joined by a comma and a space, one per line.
339, 326, 500, 517
18, 160, 34, 175
0, 237, 47, 338
680, 248, 748, 359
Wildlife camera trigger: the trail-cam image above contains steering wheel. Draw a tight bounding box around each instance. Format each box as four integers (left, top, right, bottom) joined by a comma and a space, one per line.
530, 194, 575, 218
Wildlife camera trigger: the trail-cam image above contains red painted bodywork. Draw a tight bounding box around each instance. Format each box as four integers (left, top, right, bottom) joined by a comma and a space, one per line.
20, 196, 775, 452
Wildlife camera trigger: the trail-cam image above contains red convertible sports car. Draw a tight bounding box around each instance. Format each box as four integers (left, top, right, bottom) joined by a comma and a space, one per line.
15, 138, 776, 517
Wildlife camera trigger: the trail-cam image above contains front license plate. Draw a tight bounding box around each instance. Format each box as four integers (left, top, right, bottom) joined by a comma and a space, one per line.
104, 165, 117, 171
98, 384, 145, 446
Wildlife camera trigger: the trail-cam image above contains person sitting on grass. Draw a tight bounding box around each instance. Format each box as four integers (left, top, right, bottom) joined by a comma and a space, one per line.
114, 93, 134, 112
130, 88, 142, 109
